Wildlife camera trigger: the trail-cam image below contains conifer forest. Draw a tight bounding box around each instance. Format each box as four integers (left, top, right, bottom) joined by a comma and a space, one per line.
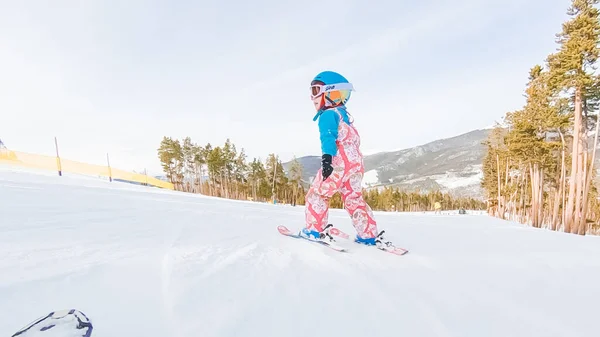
481, 0, 600, 235
156, 136, 485, 212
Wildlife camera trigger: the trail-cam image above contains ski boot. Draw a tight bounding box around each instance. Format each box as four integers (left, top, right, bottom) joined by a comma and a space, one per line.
355, 230, 408, 255
375, 230, 395, 250
355, 230, 394, 250
299, 223, 336, 244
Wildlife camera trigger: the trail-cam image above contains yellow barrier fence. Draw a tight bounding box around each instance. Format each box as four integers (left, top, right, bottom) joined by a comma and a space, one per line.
0, 148, 174, 190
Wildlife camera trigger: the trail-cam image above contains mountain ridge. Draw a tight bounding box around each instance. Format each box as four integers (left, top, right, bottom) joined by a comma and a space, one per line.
282, 128, 491, 199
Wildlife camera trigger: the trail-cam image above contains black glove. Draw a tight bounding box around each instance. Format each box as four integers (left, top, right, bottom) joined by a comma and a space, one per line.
321, 154, 333, 181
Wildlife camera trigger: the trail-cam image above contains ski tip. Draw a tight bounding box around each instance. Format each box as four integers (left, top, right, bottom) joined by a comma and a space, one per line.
277, 225, 293, 236
392, 248, 409, 256
329, 245, 348, 252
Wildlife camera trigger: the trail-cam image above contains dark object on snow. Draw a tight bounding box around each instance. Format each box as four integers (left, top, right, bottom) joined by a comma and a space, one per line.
459, 208, 466, 215
12, 309, 92, 337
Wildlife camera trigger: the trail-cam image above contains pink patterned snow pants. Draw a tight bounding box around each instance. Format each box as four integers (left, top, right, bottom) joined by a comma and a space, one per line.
304, 109, 379, 239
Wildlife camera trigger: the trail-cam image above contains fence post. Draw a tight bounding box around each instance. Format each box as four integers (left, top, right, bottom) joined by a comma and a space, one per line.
54, 137, 62, 176
106, 153, 112, 182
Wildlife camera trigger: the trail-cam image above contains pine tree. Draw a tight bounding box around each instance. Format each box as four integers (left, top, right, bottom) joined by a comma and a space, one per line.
157, 136, 184, 188
481, 124, 509, 218
181, 137, 196, 192
248, 158, 265, 201
265, 154, 286, 202
288, 157, 303, 206
191, 144, 206, 194
479, 0, 600, 234
547, 0, 600, 234
233, 148, 248, 200
505, 65, 564, 227
207, 145, 225, 197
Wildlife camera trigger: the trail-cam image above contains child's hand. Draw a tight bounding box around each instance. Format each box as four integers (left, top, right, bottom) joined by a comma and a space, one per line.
321, 154, 333, 180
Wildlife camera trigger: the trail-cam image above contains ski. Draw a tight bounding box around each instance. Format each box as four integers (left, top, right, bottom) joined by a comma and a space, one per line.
329, 227, 350, 239
330, 228, 409, 256
12, 309, 92, 337
361, 242, 409, 256
277, 225, 347, 252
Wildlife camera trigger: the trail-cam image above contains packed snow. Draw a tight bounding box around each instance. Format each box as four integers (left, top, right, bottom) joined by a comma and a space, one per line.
435, 171, 484, 189
362, 169, 379, 187
1, 167, 600, 337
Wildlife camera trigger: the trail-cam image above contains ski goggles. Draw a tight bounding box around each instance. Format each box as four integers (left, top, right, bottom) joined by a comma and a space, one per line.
310, 82, 354, 99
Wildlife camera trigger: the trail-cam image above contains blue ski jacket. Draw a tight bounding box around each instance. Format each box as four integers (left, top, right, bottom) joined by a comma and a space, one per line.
314, 106, 351, 157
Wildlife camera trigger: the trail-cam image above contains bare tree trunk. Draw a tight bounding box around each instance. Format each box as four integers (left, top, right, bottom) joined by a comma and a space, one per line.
510, 168, 519, 222
538, 167, 544, 228
519, 168, 526, 223
565, 90, 582, 233
235, 178, 238, 199
552, 181, 562, 231
574, 134, 585, 233
293, 183, 297, 206
551, 145, 563, 231
505, 157, 510, 188
219, 171, 224, 197
199, 166, 204, 194
524, 169, 529, 224
224, 172, 228, 198
578, 104, 600, 235
497, 153, 504, 219
530, 163, 543, 228
559, 131, 566, 231
193, 166, 198, 193
575, 141, 588, 234
529, 164, 535, 227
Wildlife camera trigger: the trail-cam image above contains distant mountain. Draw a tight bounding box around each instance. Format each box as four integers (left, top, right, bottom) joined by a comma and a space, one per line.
282, 128, 491, 199
281, 156, 321, 180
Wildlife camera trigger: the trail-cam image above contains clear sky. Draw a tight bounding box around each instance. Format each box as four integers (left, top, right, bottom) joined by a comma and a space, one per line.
0, 0, 571, 175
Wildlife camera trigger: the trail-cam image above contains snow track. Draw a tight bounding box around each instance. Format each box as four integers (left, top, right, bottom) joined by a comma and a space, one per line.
1, 169, 599, 337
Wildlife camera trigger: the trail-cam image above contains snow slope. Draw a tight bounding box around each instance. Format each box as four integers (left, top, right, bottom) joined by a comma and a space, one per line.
1, 168, 600, 337
362, 169, 379, 187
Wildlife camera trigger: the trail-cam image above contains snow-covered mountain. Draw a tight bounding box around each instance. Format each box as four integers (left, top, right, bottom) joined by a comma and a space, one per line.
283, 128, 491, 199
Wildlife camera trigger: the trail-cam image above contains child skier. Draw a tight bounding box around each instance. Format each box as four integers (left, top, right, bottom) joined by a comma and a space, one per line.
301, 70, 394, 250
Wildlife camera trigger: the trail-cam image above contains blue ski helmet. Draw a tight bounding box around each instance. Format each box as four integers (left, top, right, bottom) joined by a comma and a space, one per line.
311, 71, 351, 86
310, 71, 354, 118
